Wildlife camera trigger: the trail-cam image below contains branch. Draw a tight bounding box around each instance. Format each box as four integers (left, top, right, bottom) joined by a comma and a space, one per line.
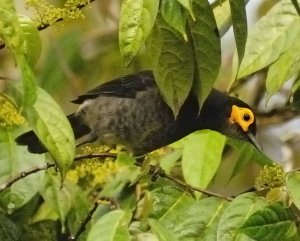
68, 197, 119, 241
0, 0, 96, 50
0, 152, 117, 193
0, 162, 55, 192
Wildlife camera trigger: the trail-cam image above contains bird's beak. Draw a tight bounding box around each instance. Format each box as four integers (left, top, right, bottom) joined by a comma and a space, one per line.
246, 133, 262, 152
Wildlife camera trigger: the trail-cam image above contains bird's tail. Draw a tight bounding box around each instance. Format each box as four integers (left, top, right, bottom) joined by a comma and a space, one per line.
16, 114, 90, 154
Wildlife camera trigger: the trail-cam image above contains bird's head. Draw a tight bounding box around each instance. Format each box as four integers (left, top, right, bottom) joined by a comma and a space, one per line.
199, 89, 261, 151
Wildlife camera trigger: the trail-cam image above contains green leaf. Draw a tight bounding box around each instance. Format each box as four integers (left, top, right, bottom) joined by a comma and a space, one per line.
150, 187, 229, 240
119, 0, 159, 66
182, 131, 226, 190
234, 0, 300, 80
0, 128, 45, 213
212, 0, 232, 37
190, 197, 228, 241
31, 201, 59, 223
240, 202, 297, 241
148, 219, 179, 241
150, 186, 194, 221
0, 212, 22, 241
18, 15, 42, 67
286, 171, 300, 210
39, 172, 74, 231
14, 85, 75, 177
160, 0, 187, 40
177, 0, 195, 20
227, 138, 274, 171
188, 0, 221, 105
291, 0, 300, 15
229, 0, 247, 68
217, 193, 267, 241
153, 15, 194, 116
0, 1, 37, 107
87, 210, 131, 241
266, 40, 300, 98
159, 149, 182, 174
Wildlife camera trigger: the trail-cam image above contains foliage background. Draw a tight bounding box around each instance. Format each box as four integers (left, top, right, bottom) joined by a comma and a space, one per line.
1, 0, 300, 240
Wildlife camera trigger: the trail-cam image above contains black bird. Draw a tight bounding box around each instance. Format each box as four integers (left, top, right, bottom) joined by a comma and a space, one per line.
16, 70, 261, 155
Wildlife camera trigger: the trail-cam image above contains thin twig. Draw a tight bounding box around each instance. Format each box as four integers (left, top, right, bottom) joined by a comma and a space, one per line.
68, 197, 119, 241
0, 0, 95, 50
74, 152, 117, 161
0, 162, 55, 192
162, 172, 233, 201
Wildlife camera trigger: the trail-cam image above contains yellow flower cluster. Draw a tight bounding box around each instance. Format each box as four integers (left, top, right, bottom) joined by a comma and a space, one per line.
25, 0, 90, 27
66, 145, 120, 190
0, 95, 25, 129
255, 164, 286, 191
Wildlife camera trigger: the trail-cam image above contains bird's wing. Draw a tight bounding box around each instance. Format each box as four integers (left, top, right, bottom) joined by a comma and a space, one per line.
71, 70, 156, 104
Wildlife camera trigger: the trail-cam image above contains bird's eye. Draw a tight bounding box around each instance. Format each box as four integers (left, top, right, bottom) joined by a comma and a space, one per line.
243, 113, 251, 122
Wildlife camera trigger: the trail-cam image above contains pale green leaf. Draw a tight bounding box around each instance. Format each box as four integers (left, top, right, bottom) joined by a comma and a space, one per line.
153, 15, 194, 116
119, 0, 159, 66
266, 41, 300, 98
19, 15, 42, 67
148, 219, 179, 241
14, 85, 75, 177
240, 202, 297, 241
217, 193, 267, 241
177, 0, 194, 20
161, 0, 187, 40
159, 149, 182, 174
286, 171, 300, 210
0, 1, 37, 107
39, 172, 74, 231
234, 0, 300, 80
182, 131, 226, 189
227, 138, 273, 171
87, 210, 131, 241
291, 0, 300, 15
188, 0, 221, 105
229, 0, 247, 67
31, 201, 59, 223
0, 128, 45, 213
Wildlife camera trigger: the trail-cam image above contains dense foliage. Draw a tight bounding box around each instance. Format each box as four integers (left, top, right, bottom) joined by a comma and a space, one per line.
1, 0, 300, 240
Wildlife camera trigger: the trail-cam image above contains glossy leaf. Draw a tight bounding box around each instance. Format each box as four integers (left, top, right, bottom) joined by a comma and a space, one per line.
266, 40, 300, 98
229, 0, 247, 68
0, 128, 45, 213
119, 0, 159, 66
153, 15, 194, 116
160, 0, 187, 40
188, 0, 221, 105
286, 171, 300, 210
234, 0, 300, 80
217, 193, 267, 241
240, 202, 297, 241
14, 85, 75, 177
87, 210, 131, 241
182, 131, 226, 189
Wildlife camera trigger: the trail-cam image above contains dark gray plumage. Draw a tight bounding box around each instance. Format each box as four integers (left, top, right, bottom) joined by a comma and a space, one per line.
16, 70, 260, 155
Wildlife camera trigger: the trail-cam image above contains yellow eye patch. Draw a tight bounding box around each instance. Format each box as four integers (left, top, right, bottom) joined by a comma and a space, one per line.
229, 105, 254, 132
